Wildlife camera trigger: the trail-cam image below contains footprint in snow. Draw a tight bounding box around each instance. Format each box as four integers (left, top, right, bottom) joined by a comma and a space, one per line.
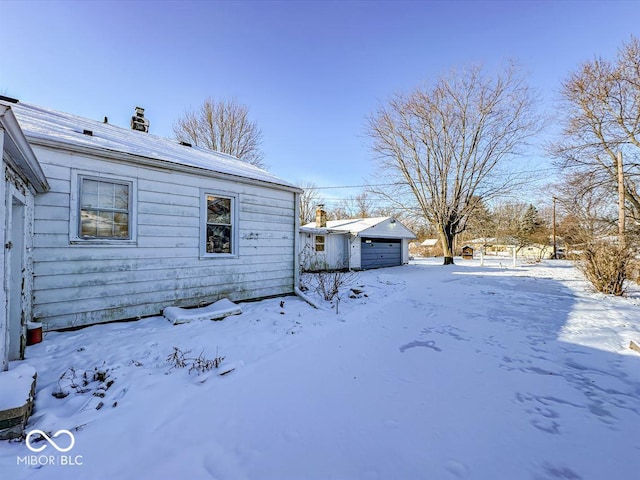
376, 274, 405, 285
399, 340, 441, 352
444, 460, 469, 478
537, 462, 583, 480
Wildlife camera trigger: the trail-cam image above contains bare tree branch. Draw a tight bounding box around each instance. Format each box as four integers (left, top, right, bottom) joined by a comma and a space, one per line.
297, 182, 324, 225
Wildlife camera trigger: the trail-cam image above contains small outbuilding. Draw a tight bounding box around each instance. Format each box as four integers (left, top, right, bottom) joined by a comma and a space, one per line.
300, 207, 416, 271
461, 245, 474, 260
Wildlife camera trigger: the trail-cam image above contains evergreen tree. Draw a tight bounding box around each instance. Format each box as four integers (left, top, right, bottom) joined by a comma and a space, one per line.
519, 204, 542, 238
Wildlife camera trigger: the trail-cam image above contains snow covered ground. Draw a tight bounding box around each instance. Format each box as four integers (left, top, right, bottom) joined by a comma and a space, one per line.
2, 258, 640, 479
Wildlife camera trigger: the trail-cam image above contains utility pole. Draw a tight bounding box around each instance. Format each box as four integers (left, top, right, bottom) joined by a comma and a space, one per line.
552, 197, 557, 259
617, 151, 626, 247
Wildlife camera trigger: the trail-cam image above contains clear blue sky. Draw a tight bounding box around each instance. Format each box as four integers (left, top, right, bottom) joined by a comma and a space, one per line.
2, 0, 639, 207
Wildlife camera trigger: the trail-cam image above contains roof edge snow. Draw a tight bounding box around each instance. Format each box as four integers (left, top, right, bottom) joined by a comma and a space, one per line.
301, 216, 416, 239
5, 101, 300, 193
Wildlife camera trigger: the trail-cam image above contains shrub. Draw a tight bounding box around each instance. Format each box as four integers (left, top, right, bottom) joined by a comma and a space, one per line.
166, 347, 225, 375
51, 364, 113, 399
578, 241, 631, 296
313, 269, 358, 301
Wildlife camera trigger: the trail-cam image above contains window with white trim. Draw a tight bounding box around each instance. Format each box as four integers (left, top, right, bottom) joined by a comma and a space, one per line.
202, 192, 238, 256
70, 172, 137, 244
79, 178, 131, 239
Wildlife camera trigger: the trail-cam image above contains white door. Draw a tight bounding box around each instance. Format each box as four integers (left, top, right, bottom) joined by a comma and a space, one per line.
7, 196, 25, 360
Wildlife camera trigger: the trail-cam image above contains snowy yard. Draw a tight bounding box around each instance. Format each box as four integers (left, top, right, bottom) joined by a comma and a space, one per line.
2, 258, 640, 480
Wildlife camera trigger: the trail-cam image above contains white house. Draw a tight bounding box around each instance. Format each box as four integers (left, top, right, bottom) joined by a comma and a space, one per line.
1, 98, 302, 345
300, 207, 415, 271
468, 237, 555, 261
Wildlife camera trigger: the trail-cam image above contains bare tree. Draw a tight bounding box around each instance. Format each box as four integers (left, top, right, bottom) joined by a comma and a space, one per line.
554, 171, 618, 245
550, 37, 640, 294
491, 201, 529, 243
366, 64, 540, 264
553, 171, 633, 295
552, 36, 640, 224
327, 201, 350, 221
329, 192, 374, 219
297, 182, 324, 225
173, 97, 265, 168
354, 192, 372, 218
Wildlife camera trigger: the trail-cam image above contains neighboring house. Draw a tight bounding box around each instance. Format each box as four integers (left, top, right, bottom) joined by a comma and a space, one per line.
468, 238, 555, 260
410, 238, 439, 257
300, 207, 415, 270
518, 243, 554, 261
420, 238, 438, 248
1, 102, 49, 369
1, 97, 301, 342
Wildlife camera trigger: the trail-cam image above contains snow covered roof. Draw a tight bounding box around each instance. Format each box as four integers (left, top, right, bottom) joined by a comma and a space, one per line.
302, 216, 388, 232
301, 217, 416, 239
420, 238, 438, 247
3, 100, 297, 190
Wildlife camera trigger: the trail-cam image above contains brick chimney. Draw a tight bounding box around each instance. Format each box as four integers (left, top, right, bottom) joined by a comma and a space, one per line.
131, 106, 149, 133
315, 204, 327, 228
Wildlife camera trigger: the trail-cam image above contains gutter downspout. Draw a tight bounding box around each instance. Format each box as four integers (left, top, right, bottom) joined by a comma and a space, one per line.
293, 190, 301, 293
294, 286, 323, 309
0, 126, 7, 371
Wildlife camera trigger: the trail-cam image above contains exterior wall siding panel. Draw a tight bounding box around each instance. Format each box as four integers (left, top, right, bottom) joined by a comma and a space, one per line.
31, 145, 297, 330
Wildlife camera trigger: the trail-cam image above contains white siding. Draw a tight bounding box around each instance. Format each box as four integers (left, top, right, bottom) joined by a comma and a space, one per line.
32, 147, 297, 330
325, 234, 348, 269
402, 239, 411, 264
0, 142, 7, 369
349, 237, 361, 270
299, 233, 348, 271
358, 218, 416, 239
3, 163, 36, 361
299, 233, 316, 271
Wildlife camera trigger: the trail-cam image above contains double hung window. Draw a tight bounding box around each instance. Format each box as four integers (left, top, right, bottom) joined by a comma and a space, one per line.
202, 191, 238, 256
71, 172, 136, 244
79, 178, 131, 239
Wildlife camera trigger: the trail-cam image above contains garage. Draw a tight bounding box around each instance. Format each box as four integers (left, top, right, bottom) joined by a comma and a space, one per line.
360, 238, 402, 269
300, 214, 416, 271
